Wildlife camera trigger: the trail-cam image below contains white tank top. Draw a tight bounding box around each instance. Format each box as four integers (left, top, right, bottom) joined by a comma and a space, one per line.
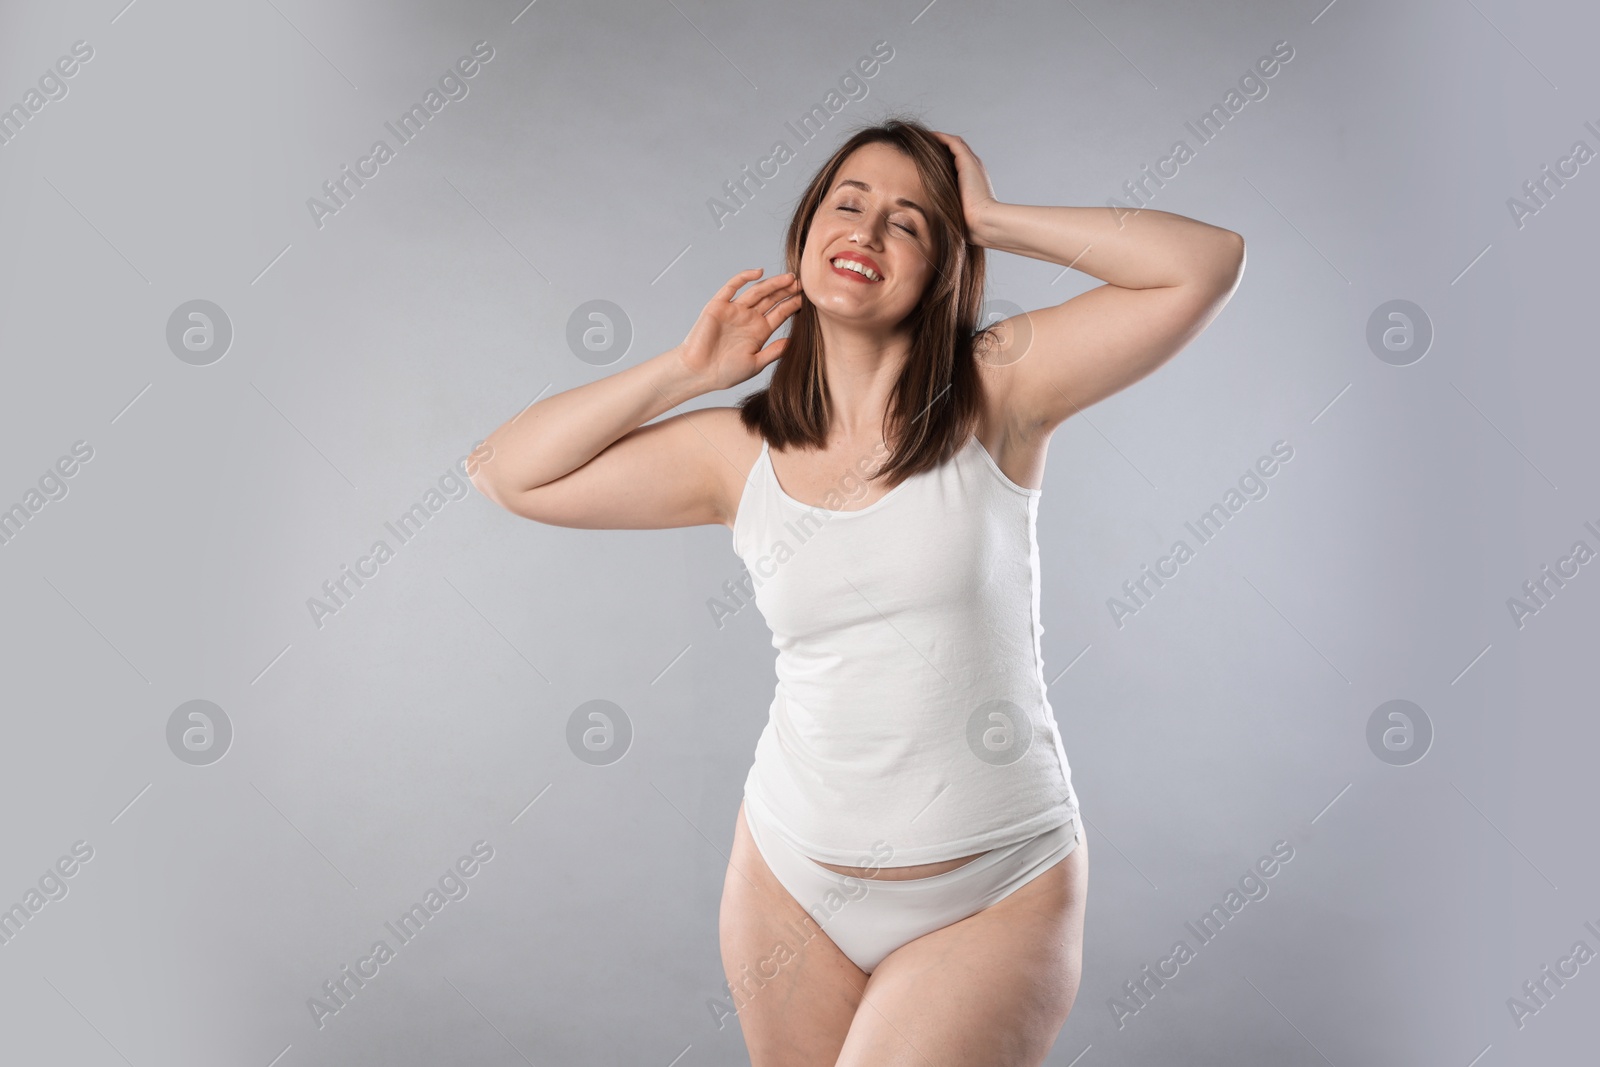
731, 430, 1081, 865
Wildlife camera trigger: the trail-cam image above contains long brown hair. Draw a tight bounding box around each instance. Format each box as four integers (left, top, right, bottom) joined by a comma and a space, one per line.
737, 117, 988, 486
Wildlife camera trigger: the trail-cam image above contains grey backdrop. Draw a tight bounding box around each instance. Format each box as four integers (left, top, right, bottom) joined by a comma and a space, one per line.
2, 0, 1595, 1064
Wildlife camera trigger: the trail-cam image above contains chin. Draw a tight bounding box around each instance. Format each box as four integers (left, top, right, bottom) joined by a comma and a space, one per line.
815, 303, 909, 330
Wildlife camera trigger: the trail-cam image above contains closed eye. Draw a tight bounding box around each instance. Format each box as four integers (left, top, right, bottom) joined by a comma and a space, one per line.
838, 203, 918, 235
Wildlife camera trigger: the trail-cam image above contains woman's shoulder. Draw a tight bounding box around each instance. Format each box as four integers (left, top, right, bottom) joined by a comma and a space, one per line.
693, 404, 766, 458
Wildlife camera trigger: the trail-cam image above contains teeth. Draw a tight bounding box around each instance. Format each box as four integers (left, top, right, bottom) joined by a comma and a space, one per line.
832, 257, 881, 281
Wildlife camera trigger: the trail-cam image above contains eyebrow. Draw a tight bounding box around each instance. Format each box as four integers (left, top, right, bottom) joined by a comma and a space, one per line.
834, 178, 927, 221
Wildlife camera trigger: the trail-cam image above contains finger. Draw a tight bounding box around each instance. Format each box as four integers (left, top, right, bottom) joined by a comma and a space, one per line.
754, 278, 801, 316
715, 267, 763, 302
762, 290, 803, 324
735, 271, 796, 307
754, 335, 790, 369
735, 271, 792, 306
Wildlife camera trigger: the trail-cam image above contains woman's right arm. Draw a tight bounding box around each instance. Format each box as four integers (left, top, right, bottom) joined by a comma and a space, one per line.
469, 268, 801, 530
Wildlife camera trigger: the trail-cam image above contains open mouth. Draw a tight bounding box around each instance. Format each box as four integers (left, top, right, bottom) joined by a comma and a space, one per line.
830, 255, 883, 283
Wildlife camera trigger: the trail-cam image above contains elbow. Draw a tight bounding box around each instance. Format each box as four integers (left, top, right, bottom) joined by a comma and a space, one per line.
1204, 230, 1246, 292
1210, 226, 1244, 259
468, 463, 512, 513
465, 439, 507, 509
468, 470, 499, 508
470, 468, 555, 525
1223, 229, 1246, 271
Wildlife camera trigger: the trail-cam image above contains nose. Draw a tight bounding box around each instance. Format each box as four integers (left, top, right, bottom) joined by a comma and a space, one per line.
850, 210, 889, 248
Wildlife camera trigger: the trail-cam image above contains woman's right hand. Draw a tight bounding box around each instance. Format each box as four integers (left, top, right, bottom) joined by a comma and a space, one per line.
676, 268, 803, 392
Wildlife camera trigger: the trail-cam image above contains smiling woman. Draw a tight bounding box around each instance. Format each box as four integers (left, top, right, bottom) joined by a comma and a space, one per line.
740, 125, 989, 490
469, 114, 1243, 1066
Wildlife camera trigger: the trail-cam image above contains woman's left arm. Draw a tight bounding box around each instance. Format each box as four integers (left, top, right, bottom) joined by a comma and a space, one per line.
935, 132, 1246, 433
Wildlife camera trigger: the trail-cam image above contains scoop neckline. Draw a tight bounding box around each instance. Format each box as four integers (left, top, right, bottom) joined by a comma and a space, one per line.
763, 434, 982, 517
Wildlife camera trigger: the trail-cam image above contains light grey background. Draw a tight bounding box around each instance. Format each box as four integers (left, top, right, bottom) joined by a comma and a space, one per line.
1, 0, 1595, 1063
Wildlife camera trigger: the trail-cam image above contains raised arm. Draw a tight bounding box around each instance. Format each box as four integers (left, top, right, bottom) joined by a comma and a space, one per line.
933, 133, 1246, 434
470, 268, 801, 530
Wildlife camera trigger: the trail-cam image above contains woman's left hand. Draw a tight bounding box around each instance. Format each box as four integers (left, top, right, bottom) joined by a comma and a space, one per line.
931, 130, 1000, 244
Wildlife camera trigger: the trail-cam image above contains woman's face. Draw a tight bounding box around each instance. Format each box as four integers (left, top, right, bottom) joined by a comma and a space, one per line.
799, 142, 939, 331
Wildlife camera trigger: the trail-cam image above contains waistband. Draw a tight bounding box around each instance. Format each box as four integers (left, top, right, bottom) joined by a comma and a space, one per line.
744, 790, 1079, 892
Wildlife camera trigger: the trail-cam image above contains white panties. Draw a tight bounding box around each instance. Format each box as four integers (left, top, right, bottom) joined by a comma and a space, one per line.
741, 796, 1082, 974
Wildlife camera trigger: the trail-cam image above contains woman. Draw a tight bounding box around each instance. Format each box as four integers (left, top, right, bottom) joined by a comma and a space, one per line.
471, 118, 1244, 1065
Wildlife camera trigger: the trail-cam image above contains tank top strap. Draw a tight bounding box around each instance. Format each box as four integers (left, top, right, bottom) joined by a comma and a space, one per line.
754, 437, 772, 486
732, 437, 773, 553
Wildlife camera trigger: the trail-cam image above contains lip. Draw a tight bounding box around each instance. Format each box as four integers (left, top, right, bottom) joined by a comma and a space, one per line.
828, 250, 884, 283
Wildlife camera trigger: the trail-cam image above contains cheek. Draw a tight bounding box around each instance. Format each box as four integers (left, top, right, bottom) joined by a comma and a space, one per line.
894, 260, 935, 302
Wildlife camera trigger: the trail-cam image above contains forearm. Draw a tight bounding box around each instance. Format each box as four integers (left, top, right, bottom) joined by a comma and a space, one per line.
472, 345, 709, 498
971, 202, 1242, 290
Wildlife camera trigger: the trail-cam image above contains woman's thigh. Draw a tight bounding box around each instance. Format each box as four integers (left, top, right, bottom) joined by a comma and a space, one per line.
834, 834, 1090, 1067
718, 800, 870, 1066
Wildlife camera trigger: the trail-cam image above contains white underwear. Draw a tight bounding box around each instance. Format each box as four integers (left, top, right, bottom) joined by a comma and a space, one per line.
740, 796, 1082, 974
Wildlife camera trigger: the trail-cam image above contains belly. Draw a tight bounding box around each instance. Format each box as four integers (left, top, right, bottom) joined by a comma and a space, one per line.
812, 849, 989, 880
